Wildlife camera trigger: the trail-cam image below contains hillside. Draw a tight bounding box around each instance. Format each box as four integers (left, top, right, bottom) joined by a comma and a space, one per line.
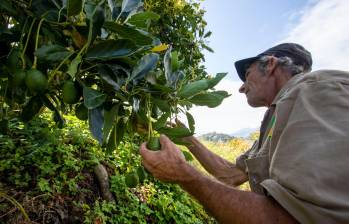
198, 132, 234, 142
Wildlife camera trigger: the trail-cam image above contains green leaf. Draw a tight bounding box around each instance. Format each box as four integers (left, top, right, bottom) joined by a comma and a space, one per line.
89, 106, 104, 144
67, 55, 82, 78
177, 80, 209, 98
202, 44, 214, 53
152, 98, 171, 112
186, 112, 195, 133
188, 91, 229, 108
158, 127, 192, 138
34, 45, 71, 62
212, 90, 230, 98
98, 65, 121, 91
203, 31, 212, 38
172, 138, 192, 147
130, 53, 159, 81
121, 0, 141, 13
67, 0, 83, 16
177, 73, 227, 99
207, 73, 227, 89
104, 22, 153, 46
153, 112, 170, 130
83, 87, 107, 109
38, 178, 52, 192
103, 104, 119, 145
127, 12, 160, 29
86, 39, 139, 60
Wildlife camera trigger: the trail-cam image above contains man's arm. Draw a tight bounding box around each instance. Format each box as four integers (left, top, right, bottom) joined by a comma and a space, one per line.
140, 135, 298, 224
184, 136, 248, 186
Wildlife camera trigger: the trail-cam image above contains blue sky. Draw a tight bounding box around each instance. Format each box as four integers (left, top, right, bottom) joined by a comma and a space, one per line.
201, 0, 308, 80
189, 0, 349, 136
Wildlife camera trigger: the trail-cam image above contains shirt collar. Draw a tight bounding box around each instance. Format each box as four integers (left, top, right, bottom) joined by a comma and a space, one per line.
271, 73, 305, 106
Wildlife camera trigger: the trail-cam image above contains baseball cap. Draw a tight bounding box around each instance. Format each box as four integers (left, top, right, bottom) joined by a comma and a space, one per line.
234, 43, 312, 82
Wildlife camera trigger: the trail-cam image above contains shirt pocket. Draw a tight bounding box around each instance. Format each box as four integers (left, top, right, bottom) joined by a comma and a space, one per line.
245, 155, 270, 194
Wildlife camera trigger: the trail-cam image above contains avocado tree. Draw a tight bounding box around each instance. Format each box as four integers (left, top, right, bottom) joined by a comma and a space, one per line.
144, 0, 212, 80
0, 0, 229, 154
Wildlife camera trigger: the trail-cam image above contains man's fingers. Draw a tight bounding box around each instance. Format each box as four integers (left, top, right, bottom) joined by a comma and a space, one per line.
141, 158, 153, 173
159, 134, 172, 149
140, 142, 158, 160
139, 142, 148, 155
139, 143, 158, 171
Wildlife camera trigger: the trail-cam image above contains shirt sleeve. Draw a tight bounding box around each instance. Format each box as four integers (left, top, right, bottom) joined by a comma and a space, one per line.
261, 74, 349, 223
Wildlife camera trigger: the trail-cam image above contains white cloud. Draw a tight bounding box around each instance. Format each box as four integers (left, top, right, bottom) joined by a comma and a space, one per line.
189, 79, 266, 136
282, 0, 349, 70
191, 0, 349, 135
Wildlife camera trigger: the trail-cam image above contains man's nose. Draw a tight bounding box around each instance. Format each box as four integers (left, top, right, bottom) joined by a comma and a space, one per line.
239, 83, 246, 93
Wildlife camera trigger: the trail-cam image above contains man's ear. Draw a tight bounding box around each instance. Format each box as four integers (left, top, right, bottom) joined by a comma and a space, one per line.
265, 56, 278, 76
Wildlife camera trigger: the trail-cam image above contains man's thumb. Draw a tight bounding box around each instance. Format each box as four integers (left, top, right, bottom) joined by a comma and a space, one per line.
159, 134, 171, 149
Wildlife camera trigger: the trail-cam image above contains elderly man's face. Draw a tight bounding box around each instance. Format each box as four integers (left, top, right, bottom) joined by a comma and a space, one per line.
238, 62, 272, 107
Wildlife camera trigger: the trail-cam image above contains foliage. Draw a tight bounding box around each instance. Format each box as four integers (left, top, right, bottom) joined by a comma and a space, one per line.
0, 112, 215, 223
248, 131, 260, 141
0, 0, 228, 155
0, 0, 228, 222
144, 0, 211, 80
81, 178, 213, 223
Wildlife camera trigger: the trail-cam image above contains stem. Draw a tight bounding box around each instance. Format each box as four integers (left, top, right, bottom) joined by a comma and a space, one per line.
147, 94, 152, 140
19, 18, 29, 69
57, 6, 65, 22
49, 52, 75, 79
44, 20, 70, 26
80, 64, 99, 73
21, 18, 36, 68
0, 192, 30, 221
32, 18, 45, 69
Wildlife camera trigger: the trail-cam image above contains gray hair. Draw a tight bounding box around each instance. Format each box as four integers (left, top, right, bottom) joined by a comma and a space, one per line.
257, 55, 310, 76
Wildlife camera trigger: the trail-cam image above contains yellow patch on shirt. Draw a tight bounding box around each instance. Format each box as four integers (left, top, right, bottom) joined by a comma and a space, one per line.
267, 115, 276, 138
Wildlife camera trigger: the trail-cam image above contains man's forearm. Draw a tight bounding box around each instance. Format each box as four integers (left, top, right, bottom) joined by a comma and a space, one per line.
186, 137, 248, 186
179, 164, 298, 224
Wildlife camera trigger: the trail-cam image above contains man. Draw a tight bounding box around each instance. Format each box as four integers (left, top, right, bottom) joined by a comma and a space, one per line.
140, 43, 349, 223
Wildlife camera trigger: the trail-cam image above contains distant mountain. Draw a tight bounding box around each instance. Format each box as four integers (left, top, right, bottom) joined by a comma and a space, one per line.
231, 127, 258, 138
198, 132, 234, 142
197, 127, 259, 142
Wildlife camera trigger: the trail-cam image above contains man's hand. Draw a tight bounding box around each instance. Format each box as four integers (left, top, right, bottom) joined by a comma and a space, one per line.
139, 136, 297, 224
140, 135, 196, 183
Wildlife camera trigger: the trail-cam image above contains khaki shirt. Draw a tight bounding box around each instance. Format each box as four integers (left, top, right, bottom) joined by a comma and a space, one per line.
236, 70, 349, 224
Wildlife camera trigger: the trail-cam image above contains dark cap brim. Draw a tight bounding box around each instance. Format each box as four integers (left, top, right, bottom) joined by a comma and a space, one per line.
234, 56, 259, 82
